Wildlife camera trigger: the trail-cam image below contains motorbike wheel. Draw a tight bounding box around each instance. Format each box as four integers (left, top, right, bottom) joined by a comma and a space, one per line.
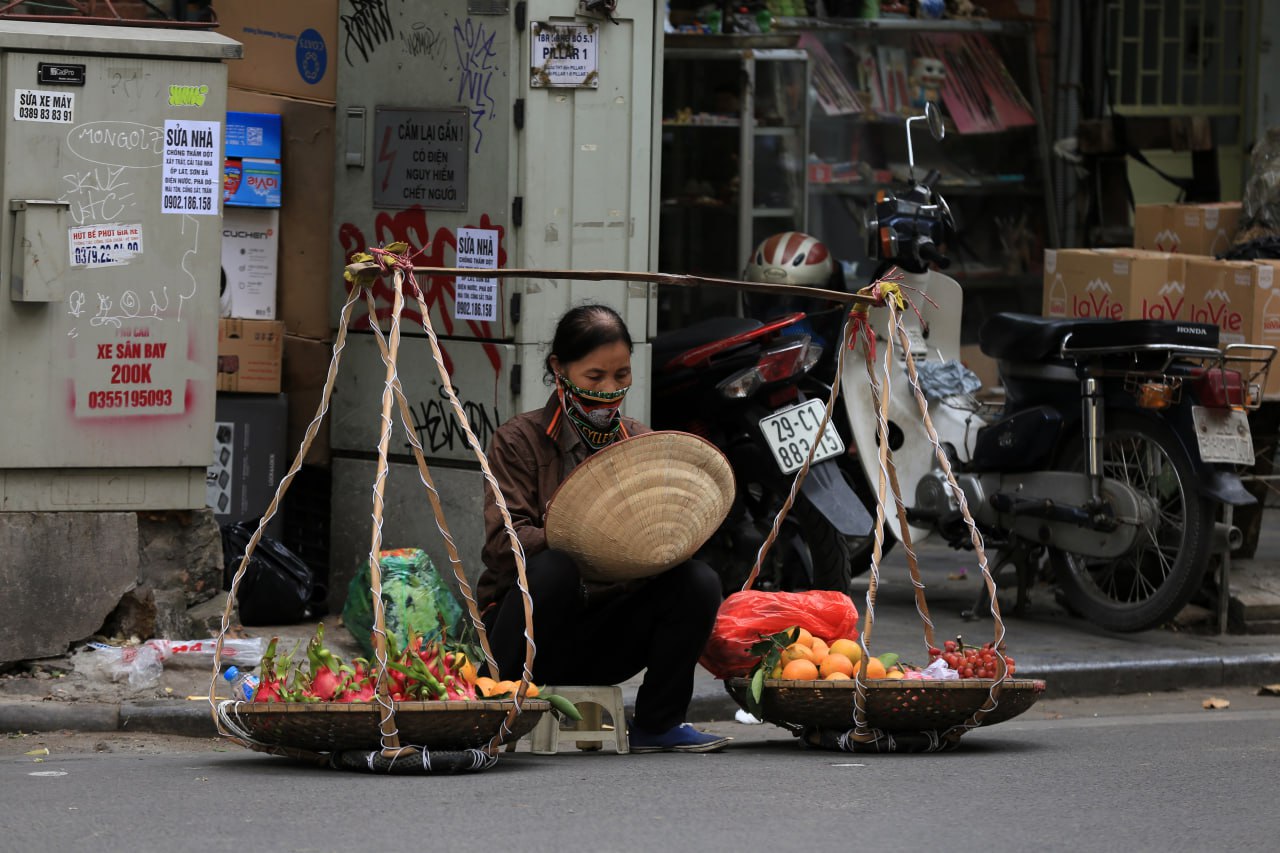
1050, 411, 1213, 633
791, 493, 856, 593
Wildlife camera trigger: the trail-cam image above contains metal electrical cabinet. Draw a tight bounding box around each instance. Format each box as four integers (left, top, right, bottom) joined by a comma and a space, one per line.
0, 23, 238, 510
326, 1, 663, 606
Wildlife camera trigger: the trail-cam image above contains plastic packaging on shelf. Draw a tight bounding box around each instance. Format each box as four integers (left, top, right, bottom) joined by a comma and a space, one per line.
222, 666, 259, 702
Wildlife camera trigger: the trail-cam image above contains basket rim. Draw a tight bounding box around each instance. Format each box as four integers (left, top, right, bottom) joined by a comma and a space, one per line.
228, 698, 553, 715
726, 677, 1047, 692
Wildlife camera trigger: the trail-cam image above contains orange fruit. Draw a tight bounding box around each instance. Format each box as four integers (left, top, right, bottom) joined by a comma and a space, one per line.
824, 672, 852, 681
810, 638, 830, 664
793, 627, 815, 648
768, 662, 783, 679
474, 677, 497, 697
886, 670, 906, 680
864, 657, 888, 680
780, 659, 820, 680
493, 680, 519, 697
819, 652, 856, 679
829, 638, 862, 665
780, 643, 817, 666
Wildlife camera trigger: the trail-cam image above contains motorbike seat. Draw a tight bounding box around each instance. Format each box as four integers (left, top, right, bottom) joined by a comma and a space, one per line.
979, 313, 1111, 361
980, 312, 1221, 362
653, 316, 763, 370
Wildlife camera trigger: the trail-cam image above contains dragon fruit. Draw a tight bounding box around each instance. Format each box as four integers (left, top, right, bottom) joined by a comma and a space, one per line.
304, 624, 345, 701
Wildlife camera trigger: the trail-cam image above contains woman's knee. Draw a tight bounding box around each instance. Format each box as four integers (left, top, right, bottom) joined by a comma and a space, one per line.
661, 559, 723, 618
523, 548, 583, 603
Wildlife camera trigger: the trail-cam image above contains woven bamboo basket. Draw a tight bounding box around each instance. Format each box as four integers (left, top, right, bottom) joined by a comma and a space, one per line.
724, 678, 1046, 733
224, 699, 552, 754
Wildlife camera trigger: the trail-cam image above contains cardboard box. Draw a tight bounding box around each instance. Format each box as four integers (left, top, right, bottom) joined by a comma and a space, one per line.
283, 334, 332, 466
207, 393, 287, 536
1043, 248, 1186, 321
1133, 202, 1241, 256
1182, 257, 1280, 343
218, 318, 284, 393
959, 343, 1001, 391
217, 0, 338, 103
224, 111, 282, 208
227, 88, 335, 340
222, 207, 279, 319
1183, 257, 1280, 397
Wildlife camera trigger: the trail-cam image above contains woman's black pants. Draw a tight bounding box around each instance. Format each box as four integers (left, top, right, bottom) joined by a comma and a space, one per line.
483, 548, 722, 733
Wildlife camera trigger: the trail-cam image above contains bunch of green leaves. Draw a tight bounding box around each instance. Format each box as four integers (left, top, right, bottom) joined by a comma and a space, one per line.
744, 626, 800, 716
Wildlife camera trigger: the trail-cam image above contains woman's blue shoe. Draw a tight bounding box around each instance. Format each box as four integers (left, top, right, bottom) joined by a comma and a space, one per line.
629, 723, 731, 753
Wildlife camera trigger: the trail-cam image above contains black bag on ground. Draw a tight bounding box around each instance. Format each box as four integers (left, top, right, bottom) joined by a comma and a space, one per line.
221, 520, 328, 626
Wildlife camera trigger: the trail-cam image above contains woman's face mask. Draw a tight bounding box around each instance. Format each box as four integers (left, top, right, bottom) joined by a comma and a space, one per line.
557, 374, 630, 449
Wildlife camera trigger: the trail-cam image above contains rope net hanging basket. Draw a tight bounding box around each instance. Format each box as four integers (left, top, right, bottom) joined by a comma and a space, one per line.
208, 247, 550, 774
719, 273, 1045, 752
545, 431, 735, 582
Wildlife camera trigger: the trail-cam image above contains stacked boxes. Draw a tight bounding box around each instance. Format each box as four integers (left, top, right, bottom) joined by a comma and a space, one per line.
210, 111, 287, 533
225, 89, 337, 466
209, 14, 339, 569
1042, 200, 1280, 397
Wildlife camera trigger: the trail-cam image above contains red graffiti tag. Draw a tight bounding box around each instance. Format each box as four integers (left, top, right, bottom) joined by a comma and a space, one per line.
338, 207, 506, 378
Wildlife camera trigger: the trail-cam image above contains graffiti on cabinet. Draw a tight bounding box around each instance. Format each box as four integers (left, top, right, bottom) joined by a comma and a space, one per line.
339, 207, 506, 378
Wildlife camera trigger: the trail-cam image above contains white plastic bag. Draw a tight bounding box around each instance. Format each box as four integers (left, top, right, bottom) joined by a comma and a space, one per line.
921, 658, 960, 680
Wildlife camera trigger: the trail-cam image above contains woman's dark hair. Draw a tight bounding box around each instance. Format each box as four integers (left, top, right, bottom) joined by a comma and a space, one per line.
544, 304, 633, 381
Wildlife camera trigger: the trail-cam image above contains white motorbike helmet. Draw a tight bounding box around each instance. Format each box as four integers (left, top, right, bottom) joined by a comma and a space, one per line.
744, 231, 834, 287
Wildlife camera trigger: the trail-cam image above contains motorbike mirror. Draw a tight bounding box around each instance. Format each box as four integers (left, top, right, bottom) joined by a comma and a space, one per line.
925, 101, 945, 141
903, 104, 944, 178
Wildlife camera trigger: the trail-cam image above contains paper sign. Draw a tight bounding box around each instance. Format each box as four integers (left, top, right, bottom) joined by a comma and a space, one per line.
530, 22, 599, 88
14, 88, 73, 123
161, 120, 220, 215
454, 227, 498, 322
68, 223, 143, 268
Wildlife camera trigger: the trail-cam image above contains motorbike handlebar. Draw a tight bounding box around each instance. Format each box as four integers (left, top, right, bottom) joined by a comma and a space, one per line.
917, 239, 951, 270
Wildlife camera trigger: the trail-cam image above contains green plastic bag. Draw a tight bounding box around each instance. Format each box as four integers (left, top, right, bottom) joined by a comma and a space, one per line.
342, 548, 465, 659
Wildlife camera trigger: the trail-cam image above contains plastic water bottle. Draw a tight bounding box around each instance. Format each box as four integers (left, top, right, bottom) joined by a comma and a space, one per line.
223, 666, 259, 702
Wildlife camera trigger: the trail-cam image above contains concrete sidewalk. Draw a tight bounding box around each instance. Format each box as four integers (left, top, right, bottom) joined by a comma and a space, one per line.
3, 534, 1279, 739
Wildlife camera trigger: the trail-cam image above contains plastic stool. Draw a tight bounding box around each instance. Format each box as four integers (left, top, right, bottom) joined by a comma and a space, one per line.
529, 685, 629, 754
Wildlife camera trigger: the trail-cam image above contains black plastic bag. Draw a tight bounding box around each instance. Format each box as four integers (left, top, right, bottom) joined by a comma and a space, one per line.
221, 520, 328, 626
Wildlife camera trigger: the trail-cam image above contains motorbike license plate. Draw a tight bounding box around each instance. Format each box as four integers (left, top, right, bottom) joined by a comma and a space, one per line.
1192, 406, 1254, 465
759, 398, 846, 475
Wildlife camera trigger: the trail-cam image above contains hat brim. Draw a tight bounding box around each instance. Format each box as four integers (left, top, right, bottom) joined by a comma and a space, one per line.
545, 431, 736, 582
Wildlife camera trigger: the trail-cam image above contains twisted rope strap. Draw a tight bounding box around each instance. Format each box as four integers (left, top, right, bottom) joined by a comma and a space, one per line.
357, 285, 498, 676
208, 248, 536, 774
741, 310, 858, 592
337, 251, 536, 772
818, 279, 1009, 753
209, 285, 362, 759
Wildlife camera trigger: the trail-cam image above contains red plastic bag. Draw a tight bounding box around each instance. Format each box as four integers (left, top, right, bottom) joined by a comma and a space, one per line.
699, 590, 860, 679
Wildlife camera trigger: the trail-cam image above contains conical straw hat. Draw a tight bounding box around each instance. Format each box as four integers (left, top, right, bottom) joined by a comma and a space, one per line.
545, 431, 736, 582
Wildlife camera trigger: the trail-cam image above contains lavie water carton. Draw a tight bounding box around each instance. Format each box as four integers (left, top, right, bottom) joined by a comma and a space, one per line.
224, 112, 282, 208
1043, 249, 1186, 321
1183, 257, 1280, 397
1133, 202, 1241, 256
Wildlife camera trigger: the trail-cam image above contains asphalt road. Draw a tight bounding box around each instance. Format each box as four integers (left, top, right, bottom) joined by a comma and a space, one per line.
2, 687, 1277, 853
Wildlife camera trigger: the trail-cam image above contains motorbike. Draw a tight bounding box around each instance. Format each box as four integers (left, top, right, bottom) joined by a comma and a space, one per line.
650, 308, 874, 596
840, 103, 1276, 632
